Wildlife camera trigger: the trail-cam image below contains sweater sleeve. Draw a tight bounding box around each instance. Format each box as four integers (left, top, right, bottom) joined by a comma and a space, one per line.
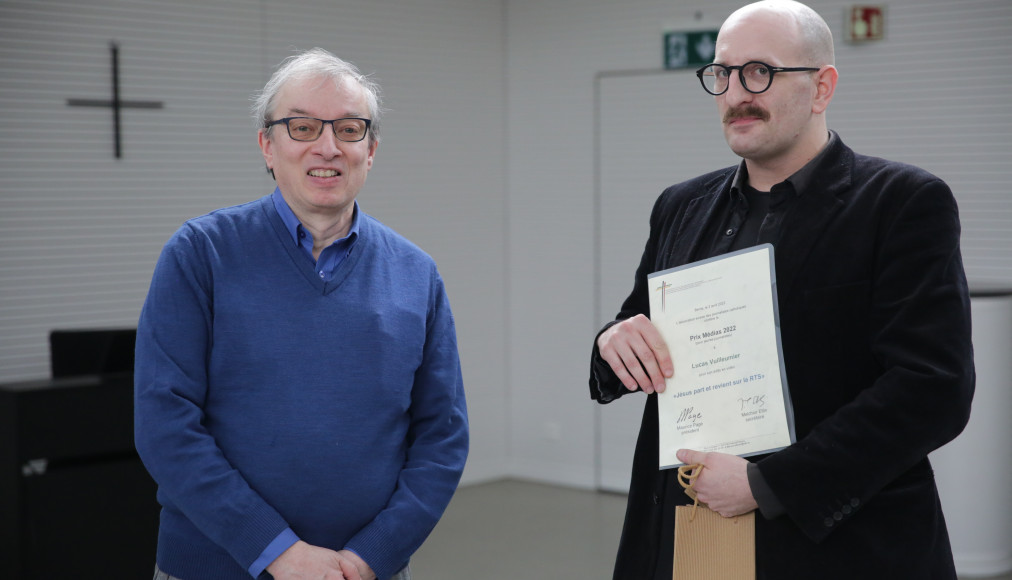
342, 267, 469, 580
134, 225, 294, 572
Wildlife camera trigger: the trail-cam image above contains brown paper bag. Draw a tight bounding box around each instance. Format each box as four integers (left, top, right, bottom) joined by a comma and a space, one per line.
673, 464, 756, 579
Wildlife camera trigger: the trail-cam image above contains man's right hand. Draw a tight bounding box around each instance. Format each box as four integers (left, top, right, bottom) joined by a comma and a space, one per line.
267, 540, 361, 580
597, 314, 673, 394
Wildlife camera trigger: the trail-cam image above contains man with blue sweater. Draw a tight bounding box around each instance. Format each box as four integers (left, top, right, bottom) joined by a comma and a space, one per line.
135, 49, 469, 580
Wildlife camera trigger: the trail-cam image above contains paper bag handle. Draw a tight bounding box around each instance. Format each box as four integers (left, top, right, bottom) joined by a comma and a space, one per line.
677, 463, 705, 521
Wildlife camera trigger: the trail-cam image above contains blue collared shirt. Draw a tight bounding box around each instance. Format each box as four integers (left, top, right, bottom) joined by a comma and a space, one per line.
250, 190, 362, 576
271, 188, 360, 283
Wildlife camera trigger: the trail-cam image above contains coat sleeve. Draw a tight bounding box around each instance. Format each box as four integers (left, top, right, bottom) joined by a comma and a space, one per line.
589, 188, 671, 404
589, 170, 732, 405
757, 173, 975, 543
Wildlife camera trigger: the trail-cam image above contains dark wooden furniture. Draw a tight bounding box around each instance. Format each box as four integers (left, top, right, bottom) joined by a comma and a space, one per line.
0, 329, 159, 579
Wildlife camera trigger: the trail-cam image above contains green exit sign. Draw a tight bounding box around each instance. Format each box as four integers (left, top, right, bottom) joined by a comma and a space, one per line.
664, 30, 719, 70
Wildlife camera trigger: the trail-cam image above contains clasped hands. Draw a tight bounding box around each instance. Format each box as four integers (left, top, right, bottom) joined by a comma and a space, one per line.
267, 540, 376, 580
598, 315, 758, 518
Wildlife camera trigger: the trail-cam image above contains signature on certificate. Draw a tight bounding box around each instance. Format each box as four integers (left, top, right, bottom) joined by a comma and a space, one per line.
737, 394, 767, 411
677, 406, 703, 423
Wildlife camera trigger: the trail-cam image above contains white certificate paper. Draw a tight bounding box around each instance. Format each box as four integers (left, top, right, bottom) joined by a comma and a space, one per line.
649, 244, 795, 469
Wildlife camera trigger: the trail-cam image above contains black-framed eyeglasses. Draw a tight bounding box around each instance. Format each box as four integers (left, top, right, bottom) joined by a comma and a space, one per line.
696, 61, 820, 95
265, 117, 372, 142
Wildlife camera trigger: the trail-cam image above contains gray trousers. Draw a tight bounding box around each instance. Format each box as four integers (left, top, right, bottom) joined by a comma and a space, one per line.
154, 563, 411, 580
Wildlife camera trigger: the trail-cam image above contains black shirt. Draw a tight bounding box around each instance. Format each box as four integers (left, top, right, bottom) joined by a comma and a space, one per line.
651, 132, 838, 580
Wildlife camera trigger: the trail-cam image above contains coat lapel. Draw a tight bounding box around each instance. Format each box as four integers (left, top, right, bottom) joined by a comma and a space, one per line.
773, 142, 853, 302
665, 170, 736, 268
666, 140, 855, 303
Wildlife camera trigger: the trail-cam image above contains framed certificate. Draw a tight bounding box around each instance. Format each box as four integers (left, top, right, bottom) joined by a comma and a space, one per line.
649, 244, 795, 469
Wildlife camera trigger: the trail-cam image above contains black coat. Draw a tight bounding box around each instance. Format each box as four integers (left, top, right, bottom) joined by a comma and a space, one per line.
591, 136, 975, 579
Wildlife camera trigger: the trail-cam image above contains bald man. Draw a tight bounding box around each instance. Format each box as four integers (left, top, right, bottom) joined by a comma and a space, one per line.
589, 2, 974, 578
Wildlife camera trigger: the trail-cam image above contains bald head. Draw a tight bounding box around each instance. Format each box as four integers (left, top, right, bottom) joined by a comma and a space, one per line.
710, 0, 840, 188
721, 0, 834, 67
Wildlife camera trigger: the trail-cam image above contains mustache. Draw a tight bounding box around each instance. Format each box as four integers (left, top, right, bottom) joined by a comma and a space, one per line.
723, 105, 770, 124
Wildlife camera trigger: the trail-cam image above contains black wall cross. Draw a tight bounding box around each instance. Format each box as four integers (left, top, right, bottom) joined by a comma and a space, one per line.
67, 43, 164, 159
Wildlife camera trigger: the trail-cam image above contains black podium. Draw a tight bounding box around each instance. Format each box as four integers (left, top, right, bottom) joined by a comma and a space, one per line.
0, 329, 159, 579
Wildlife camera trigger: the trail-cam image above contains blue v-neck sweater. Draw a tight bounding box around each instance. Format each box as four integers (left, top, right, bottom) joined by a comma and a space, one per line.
134, 195, 468, 580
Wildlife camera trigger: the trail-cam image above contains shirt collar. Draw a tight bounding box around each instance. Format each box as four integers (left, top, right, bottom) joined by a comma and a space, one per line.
271, 187, 360, 247
729, 130, 840, 198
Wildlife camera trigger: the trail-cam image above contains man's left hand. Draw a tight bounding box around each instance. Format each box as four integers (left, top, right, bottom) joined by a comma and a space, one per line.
676, 449, 758, 517
337, 550, 377, 580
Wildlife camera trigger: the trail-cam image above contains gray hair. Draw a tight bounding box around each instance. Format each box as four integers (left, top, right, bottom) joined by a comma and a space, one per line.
251, 48, 383, 145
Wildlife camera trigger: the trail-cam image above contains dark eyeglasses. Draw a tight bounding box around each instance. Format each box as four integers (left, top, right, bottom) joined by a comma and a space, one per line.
265, 117, 371, 142
696, 61, 820, 95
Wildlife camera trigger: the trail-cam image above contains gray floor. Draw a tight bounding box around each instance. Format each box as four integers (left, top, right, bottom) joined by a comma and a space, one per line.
412, 479, 625, 578
412, 479, 1012, 580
